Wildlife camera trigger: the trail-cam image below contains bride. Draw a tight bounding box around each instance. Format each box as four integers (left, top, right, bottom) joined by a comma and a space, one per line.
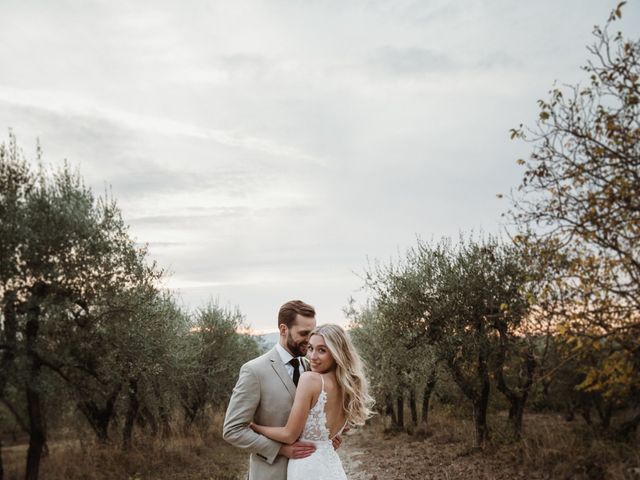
250, 323, 373, 480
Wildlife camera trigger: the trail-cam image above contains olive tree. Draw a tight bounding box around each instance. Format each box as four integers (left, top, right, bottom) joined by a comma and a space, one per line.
0, 135, 163, 477
180, 301, 263, 428
363, 237, 534, 445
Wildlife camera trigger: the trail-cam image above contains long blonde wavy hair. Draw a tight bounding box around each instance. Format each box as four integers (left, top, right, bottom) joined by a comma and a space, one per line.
309, 324, 374, 427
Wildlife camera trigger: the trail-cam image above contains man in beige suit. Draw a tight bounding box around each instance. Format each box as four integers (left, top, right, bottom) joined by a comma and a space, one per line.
223, 300, 318, 480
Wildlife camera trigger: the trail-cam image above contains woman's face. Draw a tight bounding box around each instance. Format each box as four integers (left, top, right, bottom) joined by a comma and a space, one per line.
307, 334, 336, 373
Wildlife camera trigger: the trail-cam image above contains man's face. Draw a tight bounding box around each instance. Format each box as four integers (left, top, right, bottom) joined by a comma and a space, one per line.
284, 314, 316, 357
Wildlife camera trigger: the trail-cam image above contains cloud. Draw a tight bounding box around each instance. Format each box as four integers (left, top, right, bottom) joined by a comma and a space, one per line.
367, 46, 455, 76
143, 241, 186, 248
128, 209, 250, 226
0, 85, 325, 166
2, 0, 632, 331
107, 168, 260, 197
406, 2, 461, 26
173, 54, 274, 84
476, 52, 522, 70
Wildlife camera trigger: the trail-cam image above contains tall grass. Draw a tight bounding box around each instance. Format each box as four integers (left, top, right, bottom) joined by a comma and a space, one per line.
372, 404, 639, 479
433, 409, 640, 479
2, 412, 246, 480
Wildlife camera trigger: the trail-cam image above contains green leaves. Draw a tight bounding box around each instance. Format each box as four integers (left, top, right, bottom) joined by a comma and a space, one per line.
356, 235, 535, 441
0, 134, 262, 448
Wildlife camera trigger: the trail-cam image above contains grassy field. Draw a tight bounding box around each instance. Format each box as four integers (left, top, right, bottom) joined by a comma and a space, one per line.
339, 411, 640, 480
3, 410, 638, 479
2, 415, 247, 480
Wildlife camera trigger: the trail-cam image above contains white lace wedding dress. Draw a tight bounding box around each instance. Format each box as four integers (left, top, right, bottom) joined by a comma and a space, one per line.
287, 375, 348, 480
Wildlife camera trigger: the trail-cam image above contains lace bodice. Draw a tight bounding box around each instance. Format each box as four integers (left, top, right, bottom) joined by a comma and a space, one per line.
289, 374, 348, 480
299, 375, 345, 442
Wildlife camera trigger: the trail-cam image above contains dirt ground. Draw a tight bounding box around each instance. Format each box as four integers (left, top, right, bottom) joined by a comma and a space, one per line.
338, 424, 537, 480
337, 415, 640, 480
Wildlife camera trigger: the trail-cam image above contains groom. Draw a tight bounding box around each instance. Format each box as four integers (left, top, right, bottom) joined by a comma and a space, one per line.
223, 300, 318, 480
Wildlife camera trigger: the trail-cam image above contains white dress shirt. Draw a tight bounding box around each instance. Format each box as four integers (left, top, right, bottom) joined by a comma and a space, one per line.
275, 343, 304, 380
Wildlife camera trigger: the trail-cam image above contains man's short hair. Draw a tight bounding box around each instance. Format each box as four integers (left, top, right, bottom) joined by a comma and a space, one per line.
278, 300, 315, 328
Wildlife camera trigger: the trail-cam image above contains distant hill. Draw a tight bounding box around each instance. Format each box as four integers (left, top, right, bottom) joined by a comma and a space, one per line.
253, 332, 279, 349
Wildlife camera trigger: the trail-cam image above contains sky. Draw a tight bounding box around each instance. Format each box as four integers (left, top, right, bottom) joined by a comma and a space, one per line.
1, 0, 638, 332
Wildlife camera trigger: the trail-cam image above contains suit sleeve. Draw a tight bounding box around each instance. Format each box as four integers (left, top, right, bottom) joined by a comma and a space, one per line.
222, 363, 282, 464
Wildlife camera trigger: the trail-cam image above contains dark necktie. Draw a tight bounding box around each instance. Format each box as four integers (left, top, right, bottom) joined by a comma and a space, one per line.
289, 358, 300, 386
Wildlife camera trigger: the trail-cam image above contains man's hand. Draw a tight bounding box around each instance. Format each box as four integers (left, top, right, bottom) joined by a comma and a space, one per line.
331, 434, 343, 450
279, 441, 316, 459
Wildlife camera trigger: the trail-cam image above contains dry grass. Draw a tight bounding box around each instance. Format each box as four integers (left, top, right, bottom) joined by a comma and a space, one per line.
339, 410, 640, 480
3, 410, 638, 479
2, 415, 247, 480
511, 413, 640, 479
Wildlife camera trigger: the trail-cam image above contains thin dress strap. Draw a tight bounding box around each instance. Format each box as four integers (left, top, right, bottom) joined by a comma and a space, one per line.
308, 374, 326, 412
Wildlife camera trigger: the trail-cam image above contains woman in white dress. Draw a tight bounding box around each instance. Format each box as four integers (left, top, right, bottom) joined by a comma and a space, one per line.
250, 323, 374, 480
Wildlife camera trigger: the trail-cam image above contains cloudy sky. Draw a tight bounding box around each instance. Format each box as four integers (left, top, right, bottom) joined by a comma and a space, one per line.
1, 0, 638, 332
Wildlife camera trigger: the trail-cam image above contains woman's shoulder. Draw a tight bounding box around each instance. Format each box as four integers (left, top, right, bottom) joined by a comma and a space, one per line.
299, 371, 322, 384
298, 371, 324, 392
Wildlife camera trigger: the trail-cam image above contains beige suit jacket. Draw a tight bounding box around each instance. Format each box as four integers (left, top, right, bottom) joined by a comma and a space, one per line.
223, 347, 308, 480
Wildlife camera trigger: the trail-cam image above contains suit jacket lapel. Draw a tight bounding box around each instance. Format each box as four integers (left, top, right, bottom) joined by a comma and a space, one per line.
268, 347, 296, 399
301, 356, 311, 372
